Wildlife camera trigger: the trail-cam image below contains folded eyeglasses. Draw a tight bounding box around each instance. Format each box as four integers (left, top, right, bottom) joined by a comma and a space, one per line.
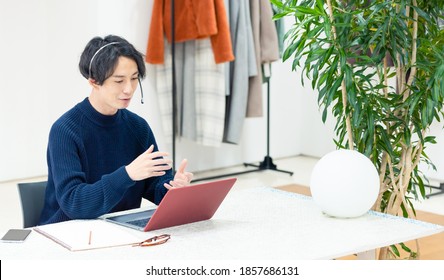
132, 234, 171, 247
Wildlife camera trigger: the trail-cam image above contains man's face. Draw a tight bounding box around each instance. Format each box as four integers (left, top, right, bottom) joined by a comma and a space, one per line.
93, 56, 139, 115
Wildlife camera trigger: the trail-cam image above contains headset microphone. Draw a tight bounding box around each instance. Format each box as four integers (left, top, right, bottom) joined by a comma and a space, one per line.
138, 78, 144, 104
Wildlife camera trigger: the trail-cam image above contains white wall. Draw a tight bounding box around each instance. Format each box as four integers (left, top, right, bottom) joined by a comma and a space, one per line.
419, 122, 444, 182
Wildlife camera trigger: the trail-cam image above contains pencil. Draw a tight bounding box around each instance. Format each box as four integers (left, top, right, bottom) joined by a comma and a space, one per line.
88, 230, 92, 245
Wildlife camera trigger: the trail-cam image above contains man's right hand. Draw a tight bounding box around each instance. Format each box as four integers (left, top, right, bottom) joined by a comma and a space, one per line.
125, 145, 172, 181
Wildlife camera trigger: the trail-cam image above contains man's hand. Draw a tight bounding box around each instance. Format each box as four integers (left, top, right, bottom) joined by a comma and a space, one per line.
164, 159, 194, 189
125, 145, 172, 181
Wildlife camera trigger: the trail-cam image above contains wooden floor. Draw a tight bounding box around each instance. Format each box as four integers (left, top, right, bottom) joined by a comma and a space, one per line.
276, 184, 444, 260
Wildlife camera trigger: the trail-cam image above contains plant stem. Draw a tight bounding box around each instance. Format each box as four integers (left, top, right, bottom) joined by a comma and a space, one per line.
326, 0, 354, 149
405, 0, 418, 100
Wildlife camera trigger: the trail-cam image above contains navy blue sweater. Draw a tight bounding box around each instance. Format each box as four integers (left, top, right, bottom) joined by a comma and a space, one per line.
39, 98, 171, 225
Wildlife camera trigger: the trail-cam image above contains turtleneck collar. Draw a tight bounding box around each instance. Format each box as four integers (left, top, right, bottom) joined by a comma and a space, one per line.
77, 98, 122, 127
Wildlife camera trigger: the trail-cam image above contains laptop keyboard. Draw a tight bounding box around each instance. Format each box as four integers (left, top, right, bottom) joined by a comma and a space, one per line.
127, 218, 150, 228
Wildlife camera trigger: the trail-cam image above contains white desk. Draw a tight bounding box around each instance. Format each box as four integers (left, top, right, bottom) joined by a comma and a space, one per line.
1, 187, 443, 260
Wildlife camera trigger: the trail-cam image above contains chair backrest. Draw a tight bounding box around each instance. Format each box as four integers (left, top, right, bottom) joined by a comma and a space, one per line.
17, 181, 47, 228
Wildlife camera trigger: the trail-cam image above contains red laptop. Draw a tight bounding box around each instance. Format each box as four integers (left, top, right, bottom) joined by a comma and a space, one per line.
102, 178, 236, 231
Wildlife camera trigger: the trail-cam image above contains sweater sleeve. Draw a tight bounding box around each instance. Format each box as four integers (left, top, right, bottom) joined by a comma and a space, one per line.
209, 0, 235, 63
47, 121, 136, 220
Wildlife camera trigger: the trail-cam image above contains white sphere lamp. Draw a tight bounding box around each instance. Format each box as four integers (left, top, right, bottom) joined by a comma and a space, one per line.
310, 149, 380, 218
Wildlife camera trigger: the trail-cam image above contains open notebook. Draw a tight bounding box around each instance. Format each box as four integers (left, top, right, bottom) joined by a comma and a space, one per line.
34, 219, 142, 251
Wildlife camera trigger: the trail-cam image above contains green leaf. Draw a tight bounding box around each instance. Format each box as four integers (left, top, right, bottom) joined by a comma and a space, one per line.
283, 41, 299, 62
410, 5, 432, 23
400, 242, 412, 253
390, 244, 401, 257
294, 6, 323, 16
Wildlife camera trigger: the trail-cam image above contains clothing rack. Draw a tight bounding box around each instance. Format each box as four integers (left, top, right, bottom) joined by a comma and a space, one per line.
169, 0, 293, 181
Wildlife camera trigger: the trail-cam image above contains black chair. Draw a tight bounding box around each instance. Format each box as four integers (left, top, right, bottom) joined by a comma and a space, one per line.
17, 181, 47, 228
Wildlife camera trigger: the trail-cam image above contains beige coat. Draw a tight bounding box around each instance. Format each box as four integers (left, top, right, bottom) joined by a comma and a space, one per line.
247, 0, 280, 117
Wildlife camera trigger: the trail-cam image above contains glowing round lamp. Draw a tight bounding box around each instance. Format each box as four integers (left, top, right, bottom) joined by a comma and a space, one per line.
310, 149, 379, 218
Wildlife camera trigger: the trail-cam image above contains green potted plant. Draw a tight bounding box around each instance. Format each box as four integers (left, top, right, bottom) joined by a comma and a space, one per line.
271, 0, 444, 259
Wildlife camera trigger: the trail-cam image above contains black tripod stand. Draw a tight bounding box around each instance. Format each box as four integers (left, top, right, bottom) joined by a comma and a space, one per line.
243, 77, 294, 175
425, 183, 444, 198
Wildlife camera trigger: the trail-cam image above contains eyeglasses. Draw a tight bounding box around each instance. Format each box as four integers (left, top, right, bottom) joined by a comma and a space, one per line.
132, 234, 171, 247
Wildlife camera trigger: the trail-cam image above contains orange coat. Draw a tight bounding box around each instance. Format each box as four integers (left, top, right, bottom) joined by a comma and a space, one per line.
146, 0, 234, 64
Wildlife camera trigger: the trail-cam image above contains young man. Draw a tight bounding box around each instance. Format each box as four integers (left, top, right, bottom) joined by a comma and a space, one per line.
40, 35, 193, 225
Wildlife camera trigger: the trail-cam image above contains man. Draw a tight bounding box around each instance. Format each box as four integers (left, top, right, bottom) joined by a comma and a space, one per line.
40, 35, 193, 225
